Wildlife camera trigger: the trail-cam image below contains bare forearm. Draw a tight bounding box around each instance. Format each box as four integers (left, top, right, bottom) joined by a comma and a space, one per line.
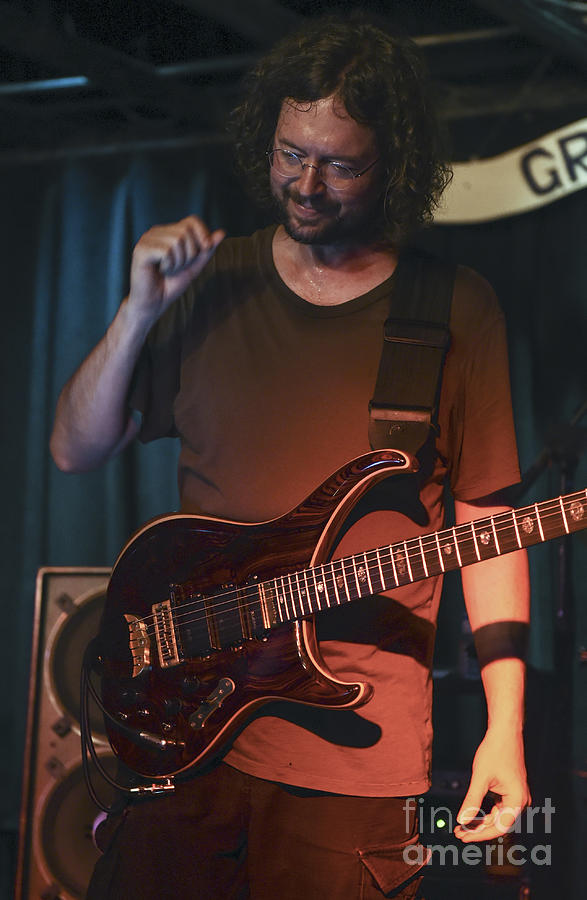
460, 547, 530, 732
453, 497, 531, 840
50, 216, 226, 473
50, 298, 152, 472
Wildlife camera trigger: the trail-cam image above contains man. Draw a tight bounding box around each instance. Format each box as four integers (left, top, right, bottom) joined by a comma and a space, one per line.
50, 15, 530, 900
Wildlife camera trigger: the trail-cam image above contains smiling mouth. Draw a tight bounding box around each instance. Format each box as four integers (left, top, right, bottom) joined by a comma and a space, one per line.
290, 197, 335, 221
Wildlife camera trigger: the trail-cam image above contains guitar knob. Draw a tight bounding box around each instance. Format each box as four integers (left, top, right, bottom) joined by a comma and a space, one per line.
163, 697, 182, 717
181, 676, 201, 695
119, 689, 139, 707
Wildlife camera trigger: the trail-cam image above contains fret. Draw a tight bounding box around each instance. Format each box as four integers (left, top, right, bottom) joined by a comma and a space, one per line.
389, 544, 411, 585
304, 569, 314, 612
343, 558, 361, 601
562, 492, 587, 534
292, 571, 305, 616
452, 527, 463, 567
270, 577, 283, 621
311, 568, 323, 611
279, 575, 293, 618
470, 523, 481, 562
351, 556, 361, 596
403, 541, 414, 582
361, 552, 375, 594
289, 574, 300, 617
434, 531, 445, 573
329, 560, 341, 605
512, 506, 543, 548
559, 497, 569, 534
365, 550, 386, 594
406, 537, 428, 581
420, 536, 444, 578
512, 509, 522, 549
388, 545, 399, 587
318, 565, 332, 609
418, 536, 428, 577
491, 516, 501, 554
534, 503, 545, 542
375, 548, 386, 592
453, 523, 477, 568
471, 518, 496, 560
436, 530, 460, 572
494, 511, 521, 555
541, 495, 581, 541
287, 573, 299, 616
331, 557, 352, 604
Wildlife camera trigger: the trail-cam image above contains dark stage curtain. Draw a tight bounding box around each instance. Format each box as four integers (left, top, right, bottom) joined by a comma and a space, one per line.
1, 143, 585, 856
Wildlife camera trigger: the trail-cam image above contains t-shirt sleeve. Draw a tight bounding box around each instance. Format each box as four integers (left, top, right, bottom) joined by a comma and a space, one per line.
126, 238, 238, 443
445, 267, 521, 501
127, 286, 195, 443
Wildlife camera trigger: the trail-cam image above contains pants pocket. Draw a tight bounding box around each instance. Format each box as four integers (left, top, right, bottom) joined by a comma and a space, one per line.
357, 832, 431, 897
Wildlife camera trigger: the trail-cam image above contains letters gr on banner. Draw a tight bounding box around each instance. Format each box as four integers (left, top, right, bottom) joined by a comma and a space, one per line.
434, 118, 587, 224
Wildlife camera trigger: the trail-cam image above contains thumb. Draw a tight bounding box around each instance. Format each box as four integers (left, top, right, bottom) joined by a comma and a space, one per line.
457, 778, 487, 826
209, 228, 226, 249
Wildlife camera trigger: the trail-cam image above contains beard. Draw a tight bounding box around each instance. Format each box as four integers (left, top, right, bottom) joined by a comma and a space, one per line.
271, 183, 384, 247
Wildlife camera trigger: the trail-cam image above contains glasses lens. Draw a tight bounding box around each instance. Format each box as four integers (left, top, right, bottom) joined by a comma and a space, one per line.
270, 150, 302, 176
322, 162, 355, 188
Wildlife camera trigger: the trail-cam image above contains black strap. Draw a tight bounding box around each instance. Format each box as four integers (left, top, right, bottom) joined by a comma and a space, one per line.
369, 250, 456, 454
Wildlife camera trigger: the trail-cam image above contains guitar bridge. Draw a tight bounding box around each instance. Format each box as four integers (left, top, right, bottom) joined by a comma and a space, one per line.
124, 614, 151, 677
153, 599, 182, 668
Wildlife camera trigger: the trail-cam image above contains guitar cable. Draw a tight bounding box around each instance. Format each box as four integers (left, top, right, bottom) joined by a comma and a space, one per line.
80, 639, 180, 812
80, 640, 138, 813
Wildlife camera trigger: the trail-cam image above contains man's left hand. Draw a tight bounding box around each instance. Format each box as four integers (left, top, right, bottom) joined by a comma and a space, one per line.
454, 728, 531, 843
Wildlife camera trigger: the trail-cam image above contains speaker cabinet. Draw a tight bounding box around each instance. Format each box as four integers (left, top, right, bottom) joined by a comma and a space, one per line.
16, 567, 114, 900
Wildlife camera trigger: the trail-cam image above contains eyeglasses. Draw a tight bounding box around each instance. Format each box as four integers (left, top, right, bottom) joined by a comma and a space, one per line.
266, 149, 379, 190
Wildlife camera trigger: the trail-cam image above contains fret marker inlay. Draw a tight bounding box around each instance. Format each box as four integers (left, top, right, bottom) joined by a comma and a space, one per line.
521, 516, 534, 534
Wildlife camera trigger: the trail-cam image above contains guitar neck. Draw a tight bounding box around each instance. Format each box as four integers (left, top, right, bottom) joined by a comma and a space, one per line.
262, 491, 587, 627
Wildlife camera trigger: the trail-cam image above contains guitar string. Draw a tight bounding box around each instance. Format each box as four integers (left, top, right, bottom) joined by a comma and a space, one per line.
119, 497, 585, 643
132, 497, 585, 636
143, 497, 584, 630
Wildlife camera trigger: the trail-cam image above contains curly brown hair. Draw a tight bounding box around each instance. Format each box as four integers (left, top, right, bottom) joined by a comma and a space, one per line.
228, 13, 452, 246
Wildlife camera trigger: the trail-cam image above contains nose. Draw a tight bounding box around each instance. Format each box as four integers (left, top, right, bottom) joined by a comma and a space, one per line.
296, 162, 326, 195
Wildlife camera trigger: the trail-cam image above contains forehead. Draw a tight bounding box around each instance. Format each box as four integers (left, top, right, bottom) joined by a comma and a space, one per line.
275, 95, 377, 159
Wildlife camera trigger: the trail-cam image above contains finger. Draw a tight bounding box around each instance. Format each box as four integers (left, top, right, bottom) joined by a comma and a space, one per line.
455, 802, 523, 843
181, 216, 225, 253
454, 812, 492, 842
159, 223, 225, 276
457, 786, 486, 826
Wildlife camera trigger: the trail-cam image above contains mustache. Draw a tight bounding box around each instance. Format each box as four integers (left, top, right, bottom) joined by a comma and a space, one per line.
285, 186, 339, 213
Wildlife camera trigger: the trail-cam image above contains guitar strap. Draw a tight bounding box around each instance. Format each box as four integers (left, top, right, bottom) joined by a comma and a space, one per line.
368, 249, 456, 455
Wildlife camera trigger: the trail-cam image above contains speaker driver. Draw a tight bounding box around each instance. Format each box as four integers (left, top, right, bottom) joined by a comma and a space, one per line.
46, 586, 107, 741
34, 754, 118, 899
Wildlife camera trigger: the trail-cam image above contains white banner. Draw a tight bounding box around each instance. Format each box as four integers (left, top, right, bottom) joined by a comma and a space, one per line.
435, 118, 587, 224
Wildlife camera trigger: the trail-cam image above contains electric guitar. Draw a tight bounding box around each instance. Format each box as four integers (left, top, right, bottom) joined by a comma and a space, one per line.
96, 448, 586, 780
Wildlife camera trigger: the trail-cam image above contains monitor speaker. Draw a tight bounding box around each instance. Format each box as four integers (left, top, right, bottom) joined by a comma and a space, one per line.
15, 567, 115, 900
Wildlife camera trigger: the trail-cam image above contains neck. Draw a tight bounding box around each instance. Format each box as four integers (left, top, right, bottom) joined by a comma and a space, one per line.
272, 226, 398, 306
278, 226, 391, 271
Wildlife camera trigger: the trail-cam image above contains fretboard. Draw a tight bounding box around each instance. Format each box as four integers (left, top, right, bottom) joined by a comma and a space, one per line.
262, 490, 587, 627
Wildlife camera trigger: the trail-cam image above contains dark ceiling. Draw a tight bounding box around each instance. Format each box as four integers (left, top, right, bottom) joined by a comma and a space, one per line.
1, 0, 587, 164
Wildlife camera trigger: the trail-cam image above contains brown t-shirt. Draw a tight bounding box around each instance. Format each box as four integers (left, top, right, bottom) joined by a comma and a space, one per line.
131, 225, 520, 796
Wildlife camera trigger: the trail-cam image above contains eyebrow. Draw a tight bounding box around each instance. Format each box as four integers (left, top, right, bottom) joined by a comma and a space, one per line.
277, 136, 364, 166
